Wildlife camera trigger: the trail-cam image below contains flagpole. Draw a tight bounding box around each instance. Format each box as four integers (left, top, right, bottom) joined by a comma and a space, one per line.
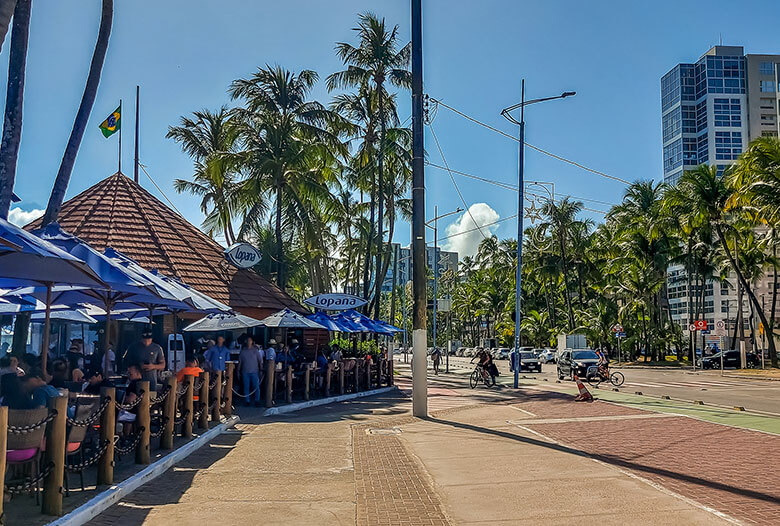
118, 99, 122, 174
134, 86, 140, 183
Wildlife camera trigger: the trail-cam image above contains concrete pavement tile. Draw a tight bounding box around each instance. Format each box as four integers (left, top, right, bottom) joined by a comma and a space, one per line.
141, 500, 355, 525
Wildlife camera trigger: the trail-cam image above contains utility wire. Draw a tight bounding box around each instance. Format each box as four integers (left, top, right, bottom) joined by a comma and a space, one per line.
425, 161, 616, 207
428, 122, 489, 240
437, 214, 518, 242
138, 162, 184, 217
428, 97, 631, 186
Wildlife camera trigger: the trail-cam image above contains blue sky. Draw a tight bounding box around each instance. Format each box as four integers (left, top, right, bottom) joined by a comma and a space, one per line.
4, 0, 780, 257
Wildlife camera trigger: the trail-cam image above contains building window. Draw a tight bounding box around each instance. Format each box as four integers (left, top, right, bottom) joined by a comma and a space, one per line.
760, 61, 775, 75
760, 98, 776, 110
760, 80, 776, 93
715, 131, 742, 160
713, 98, 741, 127
662, 108, 682, 142
762, 131, 779, 137
664, 139, 683, 172
697, 132, 709, 164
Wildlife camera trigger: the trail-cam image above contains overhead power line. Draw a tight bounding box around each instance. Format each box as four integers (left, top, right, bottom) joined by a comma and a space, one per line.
428, 97, 631, 186
437, 213, 518, 242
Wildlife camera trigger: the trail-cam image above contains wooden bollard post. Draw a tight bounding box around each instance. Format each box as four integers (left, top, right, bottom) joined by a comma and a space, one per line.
338, 362, 345, 395
42, 395, 67, 515
265, 359, 276, 408
0, 406, 7, 519
355, 361, 361, 392
161, 376, 177, 450
389, 359, 394, 386
211, 371, 222, 422
325, 363, 333, 396
183, 375, 194, 438
365, 361, 372, 390
304, 365, 311, 401
198, 372, 209, 429
97, 387, 115, 485
136, 381, 151, 465
285, 366, 293, 403
223, 362, 235, 416
377, 359, 383, 386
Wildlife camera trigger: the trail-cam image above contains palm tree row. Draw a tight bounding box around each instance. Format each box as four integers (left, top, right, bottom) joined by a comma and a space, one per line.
435, 138, 780, 368
168, 12, 411, 307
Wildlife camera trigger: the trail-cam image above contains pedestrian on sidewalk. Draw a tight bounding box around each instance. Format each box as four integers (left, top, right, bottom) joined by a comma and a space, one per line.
239, 334, 264, 407
431, 347, 442, 375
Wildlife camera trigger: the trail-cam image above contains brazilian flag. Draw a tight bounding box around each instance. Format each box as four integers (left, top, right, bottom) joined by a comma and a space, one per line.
98, 105, 121, 138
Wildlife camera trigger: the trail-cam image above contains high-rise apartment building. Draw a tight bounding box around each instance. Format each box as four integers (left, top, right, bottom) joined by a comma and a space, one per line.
661, 46, 780, 344
661, 46, 780, 185
381, 243, 458, 292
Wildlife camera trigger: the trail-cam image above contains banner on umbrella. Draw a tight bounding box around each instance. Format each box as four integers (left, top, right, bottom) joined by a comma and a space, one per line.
304, 293, 367, 311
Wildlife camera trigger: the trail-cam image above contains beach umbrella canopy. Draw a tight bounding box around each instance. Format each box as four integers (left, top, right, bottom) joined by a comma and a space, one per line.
182, 312, 265, 332
373, 319, 403, 334
306, 311, 357, 332
259, 308, 326, 330
334, 309, 383, 333
31, 309, 97, 324
150, 270, 231, 314
0, 217, 104, 288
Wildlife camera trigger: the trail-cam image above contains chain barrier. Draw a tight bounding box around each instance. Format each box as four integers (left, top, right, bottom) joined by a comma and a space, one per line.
192, 407, 203, 420
177, 384, 189, 397
209, 378, 219, 390
115, 390, 145, 411
173, 408, 189, 426
8, 410, 58, 434
150, 385, 171, 406
113, 427, 145, 456
3, 462, 54, 495
149, 416, 170, 438
193, 380, 204, 391
66, 397, 112, 428
65, 440, 111, 471
232, 385, 259, 397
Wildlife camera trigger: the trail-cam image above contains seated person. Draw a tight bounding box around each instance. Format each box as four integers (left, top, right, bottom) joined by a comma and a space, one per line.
119, 365, 144, 435
1, 372, 33, 409
22, 369, 63, 408
82, 368, 113, 395
48, 358, 70, 389
0, 356, 25, 377
176, 356, 204, 384
71, 368, 85, 383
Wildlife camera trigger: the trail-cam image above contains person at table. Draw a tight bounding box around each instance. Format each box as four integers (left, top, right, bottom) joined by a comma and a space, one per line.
48, 358, 70, 389
176, 356, 204, 383
125, 330, 166, 391
204, 335, 231, 374
265, 339, 278, 363
82, 367, 114, 395
1, 372, 33, 409
22, 369, 63, 408
0, 355, 25, 377
238, 334, 264, 406
119, 365, 145, 436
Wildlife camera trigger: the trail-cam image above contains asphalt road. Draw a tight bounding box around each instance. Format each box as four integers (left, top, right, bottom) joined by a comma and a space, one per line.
412, 354, 780, 415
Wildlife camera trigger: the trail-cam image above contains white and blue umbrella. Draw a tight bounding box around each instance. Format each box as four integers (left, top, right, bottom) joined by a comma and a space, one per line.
182, 312, 265, 332
306, 311, 356, 332
259, 308, 326, 330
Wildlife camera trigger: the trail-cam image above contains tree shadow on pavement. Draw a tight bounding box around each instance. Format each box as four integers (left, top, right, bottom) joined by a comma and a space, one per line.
424, 415, 780, 506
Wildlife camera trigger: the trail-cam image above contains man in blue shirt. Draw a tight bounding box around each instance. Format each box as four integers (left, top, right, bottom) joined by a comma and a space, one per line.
204, 335, 231, 372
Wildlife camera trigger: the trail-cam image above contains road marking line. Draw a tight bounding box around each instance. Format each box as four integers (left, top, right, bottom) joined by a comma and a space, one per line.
508, 406, 537, 417
508, 413, 676, 425
513, 424, 743, 525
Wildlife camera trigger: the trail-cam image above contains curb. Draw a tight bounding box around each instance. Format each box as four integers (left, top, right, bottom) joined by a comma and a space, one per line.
262, 386, 396, 416
722, 373, 780, 382
48, 415, 240, 526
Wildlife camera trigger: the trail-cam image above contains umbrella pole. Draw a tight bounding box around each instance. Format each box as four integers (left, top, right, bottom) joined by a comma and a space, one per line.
173, 311, 179, 372
40, 283, 52, 375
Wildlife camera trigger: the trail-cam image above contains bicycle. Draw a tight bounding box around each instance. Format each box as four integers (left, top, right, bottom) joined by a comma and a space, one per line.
586, 365, 624, 387
469, 364, 495, 388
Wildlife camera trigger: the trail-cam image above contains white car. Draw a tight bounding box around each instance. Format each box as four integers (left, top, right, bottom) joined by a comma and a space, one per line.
538, 348, 556, 363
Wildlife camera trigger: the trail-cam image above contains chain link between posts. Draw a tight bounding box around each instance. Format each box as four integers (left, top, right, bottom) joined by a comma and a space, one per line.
3, 462, 54, 495
113, 427, 145, 455
115, 390, 145, 411
8, 410, 58, 434
67, 397, 112, 427
65, 440, 111, 471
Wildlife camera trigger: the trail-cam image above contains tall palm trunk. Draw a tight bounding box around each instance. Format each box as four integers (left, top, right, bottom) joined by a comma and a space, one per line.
715, 223, 777, 366
686, 236, 694, 362
770, 241, 778, 357
0, 0, 17, 55
374, 82, 385, 319
731, 285, 743, 348
363, 180, 375, 311
42, 0, 113, 226
0, 0, 31, 219
558, 234, 575, 331
275, 183, 284, 289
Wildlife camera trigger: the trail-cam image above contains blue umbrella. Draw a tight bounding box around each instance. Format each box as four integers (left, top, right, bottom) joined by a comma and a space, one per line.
334, 309, 382, 333
307, 311, 356, 332
373, 319, 403, 334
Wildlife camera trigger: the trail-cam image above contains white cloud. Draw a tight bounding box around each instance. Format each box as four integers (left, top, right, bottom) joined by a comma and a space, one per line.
7, 207, 44, 227
441, 203, 500, 259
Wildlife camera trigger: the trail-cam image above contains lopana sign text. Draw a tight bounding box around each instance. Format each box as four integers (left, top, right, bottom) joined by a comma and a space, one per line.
304, 293, 367, 311
224, 243, 262, 269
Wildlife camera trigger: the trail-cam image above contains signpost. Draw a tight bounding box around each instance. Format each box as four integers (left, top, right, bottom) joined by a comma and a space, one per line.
688, 320, 707, 371
611, 324, 624, 364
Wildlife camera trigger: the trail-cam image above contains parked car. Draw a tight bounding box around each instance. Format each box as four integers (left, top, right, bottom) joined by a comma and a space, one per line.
699, 350, 759, 369
497, 348, 510, 360
557, 349, 600, 380
538, 348, 556, 363
517, 351, 542, 372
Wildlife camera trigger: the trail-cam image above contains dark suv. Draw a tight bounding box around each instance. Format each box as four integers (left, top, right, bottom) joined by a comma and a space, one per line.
699, 350, 759, 369
557, 349, 600, 380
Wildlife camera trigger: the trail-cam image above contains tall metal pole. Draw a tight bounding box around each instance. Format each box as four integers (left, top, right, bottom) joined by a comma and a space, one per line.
118, 99, 122, 174
433, 205, 438, 353
513, 79, 525, 390
411, 0, 427, 417
134, 85, 140, 183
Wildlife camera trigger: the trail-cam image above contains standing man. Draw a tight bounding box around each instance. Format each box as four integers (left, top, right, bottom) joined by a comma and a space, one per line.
431, 347, 442, 375
125, 330, 166, 391
238, 334, 263, 406
204, 335, 231, 374
265, 338, 278, 363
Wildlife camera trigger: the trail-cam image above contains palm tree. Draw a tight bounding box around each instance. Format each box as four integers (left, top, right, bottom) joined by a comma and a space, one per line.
0, 0, 18, 55
680, 164, 777, 365
167, 107, 241, 244
0, 0, 31, 219
328, 12, 410, 317
229, 65, 348, 290
42, 0, 113, 227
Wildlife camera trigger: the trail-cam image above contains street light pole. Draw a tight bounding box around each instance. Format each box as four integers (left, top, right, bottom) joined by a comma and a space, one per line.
501, 81, 575, 390
411, 0, 427, 418
426, 206, 461, 362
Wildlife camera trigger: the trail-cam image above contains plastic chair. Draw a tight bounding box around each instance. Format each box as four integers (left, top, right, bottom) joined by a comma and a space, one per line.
64, 396, 99, 496
6, 407, 49, 504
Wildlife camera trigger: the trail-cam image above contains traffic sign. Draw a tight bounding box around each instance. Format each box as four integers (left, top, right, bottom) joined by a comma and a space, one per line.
612, 323, 623, 333
714, 320, 726, 336
689, 324, 697, 332
616, 331, 626, 338
693, 320, 707, 331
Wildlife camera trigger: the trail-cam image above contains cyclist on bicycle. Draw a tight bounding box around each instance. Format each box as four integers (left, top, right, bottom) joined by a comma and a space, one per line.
596, 349, 610, 377
471, 350, 498, 382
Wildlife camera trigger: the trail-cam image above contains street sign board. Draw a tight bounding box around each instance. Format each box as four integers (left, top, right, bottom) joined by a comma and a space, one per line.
693, 320, 707, 331
616, 331, 626, 338
612, 323, 623, 333
224, 242, 262, 269
304, 293, 367, 311
714, 320, 726, 336
689, 324, 697, 332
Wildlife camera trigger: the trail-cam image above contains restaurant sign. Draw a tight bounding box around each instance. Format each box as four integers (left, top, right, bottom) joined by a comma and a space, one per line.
224, 243, 262, 269
304, 293, 367, 311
